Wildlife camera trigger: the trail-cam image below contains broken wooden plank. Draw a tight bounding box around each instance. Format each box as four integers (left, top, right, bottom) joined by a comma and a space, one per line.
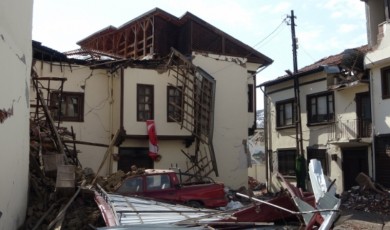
62, 139, 109, 148
32, 202, 57, 230
47, 180, 86, 230
91, 129, 121, 185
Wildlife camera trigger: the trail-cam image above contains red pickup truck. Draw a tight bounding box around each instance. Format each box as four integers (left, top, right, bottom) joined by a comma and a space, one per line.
114, 169, 228, 208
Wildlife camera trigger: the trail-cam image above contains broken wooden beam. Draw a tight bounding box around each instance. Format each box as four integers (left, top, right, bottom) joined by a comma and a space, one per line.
62, 140, 109, 148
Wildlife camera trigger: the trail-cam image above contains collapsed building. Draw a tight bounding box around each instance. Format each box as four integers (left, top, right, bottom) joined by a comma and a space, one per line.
23, 8, 275, 229
31, 8, 272, 196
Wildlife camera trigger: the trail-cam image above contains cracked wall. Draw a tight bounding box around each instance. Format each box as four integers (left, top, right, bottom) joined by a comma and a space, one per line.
32, 60, 116, 176
0, 0, 33, 229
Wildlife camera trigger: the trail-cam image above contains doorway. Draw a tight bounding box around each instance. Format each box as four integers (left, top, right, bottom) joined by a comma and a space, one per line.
118, 147, 153, 173
356, 92, 371, 138
342, 147, 368, 190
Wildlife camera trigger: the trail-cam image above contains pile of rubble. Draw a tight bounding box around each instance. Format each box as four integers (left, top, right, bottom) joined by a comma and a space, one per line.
23, 123, 105, 229
25, 122, 138, 230
341, 187, 390, 215
340, 173, 390, 216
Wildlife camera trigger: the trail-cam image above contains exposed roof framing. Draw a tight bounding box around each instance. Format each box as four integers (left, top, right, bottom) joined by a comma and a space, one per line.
77, 8, 273, 66
32, 40, 88, 70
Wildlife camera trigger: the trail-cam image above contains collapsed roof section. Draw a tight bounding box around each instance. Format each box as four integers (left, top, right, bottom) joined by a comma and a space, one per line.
260, 45, 370, 88
32, 40, 221, 180
76, 8, 273, 66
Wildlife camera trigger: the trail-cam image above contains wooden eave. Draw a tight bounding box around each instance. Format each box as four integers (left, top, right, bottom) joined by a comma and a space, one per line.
181, 12, 273, 66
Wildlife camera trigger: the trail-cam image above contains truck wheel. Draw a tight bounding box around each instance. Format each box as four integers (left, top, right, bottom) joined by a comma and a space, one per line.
187, 200, 203, 208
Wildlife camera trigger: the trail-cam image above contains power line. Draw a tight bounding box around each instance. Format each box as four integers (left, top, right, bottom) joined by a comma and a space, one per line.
252, 17, 288, 49
211, 17, 288, 75
299, 44, 317, 63
257, 24, 287, 48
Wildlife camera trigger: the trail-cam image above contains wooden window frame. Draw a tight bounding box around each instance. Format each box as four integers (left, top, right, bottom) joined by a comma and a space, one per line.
307, 91, 335, 125
275, 98, 296, 128
167, 86, 183, 122
381, 66, 390, 99
248, 84, 254, 112
277, 149, 297, 176
137, 84, 154, 122
50, 91, 84, 122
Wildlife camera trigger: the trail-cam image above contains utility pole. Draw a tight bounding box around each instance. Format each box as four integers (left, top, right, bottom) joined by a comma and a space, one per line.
289, 10, 298, 73
287, 10, 306, 190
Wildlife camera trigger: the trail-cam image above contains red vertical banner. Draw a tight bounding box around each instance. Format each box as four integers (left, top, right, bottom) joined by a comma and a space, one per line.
146, 120, 159, 161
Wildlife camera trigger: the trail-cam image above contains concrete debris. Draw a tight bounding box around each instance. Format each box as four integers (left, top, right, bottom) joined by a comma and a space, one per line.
22, 111, 109, 229
340, 173, 390, 216
248, 176, 266, 191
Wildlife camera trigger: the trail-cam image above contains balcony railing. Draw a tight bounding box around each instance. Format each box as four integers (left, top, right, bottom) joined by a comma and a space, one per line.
328, 119, 372, 141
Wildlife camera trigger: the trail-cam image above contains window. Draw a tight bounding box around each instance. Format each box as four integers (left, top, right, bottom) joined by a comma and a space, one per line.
50, 91, 84, 122
167, 86, 182, 122
276, 99, 296, 128
137, 84, 154, 121
117, 177, 144, 193
381, 67, 390, 99
307, 148, 328, 175
248, 84, 254, 112
146, 174, 172, 191
278, 149, 296, 176
307, 92, 334, 124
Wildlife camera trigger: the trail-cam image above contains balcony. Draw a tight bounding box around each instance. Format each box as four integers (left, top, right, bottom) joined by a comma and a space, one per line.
328, 119, 372, 142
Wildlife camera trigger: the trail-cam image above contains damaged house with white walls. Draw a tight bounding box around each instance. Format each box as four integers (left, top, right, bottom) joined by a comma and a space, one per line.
31, 8, 273, 189
363, 0, 390, 188
260, 46, 371, 193
0, 0, 33, 229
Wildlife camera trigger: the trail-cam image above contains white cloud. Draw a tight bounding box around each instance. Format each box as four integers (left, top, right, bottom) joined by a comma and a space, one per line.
319, 0, 365, 20
272, 2, 292, 14
297, 28, 323, 46
258, 5, 273, 13
338, 23, 359, 33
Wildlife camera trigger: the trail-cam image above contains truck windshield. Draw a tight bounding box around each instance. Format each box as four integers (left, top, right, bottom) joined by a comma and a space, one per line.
146, 174, 171, 191
117, 177, 143, 193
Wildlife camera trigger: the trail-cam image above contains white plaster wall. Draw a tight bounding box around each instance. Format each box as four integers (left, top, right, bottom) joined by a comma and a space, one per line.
267, 87, 297, 149
365, 1, 385, 47
122, 68, 192, 136
364, 19, 390, 136
119, 139, 198, 174
369, 64, 390, 135
248, 164, 267, 183
366, 22, 390, 67
364, 18, 390, 136
0, 0, 32, 229
192, 54, 252, 189
32, 61, 114, 175
265, 72, 370, 193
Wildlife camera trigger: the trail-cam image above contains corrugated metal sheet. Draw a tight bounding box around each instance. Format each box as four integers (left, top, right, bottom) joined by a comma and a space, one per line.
95, 184, 231, 228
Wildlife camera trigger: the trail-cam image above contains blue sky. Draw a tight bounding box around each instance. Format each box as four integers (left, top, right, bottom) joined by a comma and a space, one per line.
32, 0, 367, 109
